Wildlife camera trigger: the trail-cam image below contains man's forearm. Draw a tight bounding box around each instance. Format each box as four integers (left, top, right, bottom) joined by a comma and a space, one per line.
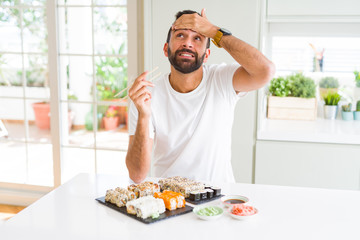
126, 114, 152, 183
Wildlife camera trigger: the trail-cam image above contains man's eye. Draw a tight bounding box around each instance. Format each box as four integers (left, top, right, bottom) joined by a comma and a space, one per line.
177, 34, 184, 37
195, 36, 201, 41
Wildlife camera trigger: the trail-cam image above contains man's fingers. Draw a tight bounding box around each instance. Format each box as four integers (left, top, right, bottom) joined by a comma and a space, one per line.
201, 8, 207, 19
130, 86, 152, 101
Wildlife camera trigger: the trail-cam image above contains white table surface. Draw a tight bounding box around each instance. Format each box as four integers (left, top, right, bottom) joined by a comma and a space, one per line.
1, 173, 360, 240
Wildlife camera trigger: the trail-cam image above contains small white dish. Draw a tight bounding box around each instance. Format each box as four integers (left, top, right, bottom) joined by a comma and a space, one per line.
228, 206, 258, 220
220, 195, 249, 208
193, 205, 224, 221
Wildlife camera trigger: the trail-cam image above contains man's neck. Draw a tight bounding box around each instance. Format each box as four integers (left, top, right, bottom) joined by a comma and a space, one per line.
169, 66, 203, 93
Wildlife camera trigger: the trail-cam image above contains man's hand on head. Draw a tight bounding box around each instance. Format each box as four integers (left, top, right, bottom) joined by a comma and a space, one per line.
172, 8, 218, 39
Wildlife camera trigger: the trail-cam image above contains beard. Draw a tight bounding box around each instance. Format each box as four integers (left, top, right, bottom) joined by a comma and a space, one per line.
167, 46, 206, 74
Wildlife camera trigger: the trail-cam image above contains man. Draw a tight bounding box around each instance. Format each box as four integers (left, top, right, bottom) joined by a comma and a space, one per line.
126, 9, 275, 183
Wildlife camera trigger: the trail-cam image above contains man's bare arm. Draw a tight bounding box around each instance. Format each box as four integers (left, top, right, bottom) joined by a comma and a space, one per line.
172, 8, 275, 93
125, 71, 154, 183
126, 119, 153, 183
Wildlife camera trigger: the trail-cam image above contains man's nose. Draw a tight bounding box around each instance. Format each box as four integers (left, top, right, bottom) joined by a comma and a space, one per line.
182, 37, 193, 48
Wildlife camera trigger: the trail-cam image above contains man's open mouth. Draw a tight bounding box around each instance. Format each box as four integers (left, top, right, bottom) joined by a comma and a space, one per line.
178, 52, 195, 58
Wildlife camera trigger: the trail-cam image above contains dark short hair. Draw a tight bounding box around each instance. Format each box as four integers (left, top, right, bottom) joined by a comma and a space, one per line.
166, 10, 211, 49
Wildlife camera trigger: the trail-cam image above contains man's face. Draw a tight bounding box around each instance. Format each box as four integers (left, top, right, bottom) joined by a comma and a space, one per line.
164, 29, 210, 74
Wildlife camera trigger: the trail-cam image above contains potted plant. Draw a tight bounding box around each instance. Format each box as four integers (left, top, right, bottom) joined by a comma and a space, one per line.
341, 103, 353, 121
354, 71, 360, 101
323, 92, 341, 120
103, 106, 119, 131
354, 100, 360, 120
32, 101, 51, 129
319, 76, 339, 99
267, 73, 317, 120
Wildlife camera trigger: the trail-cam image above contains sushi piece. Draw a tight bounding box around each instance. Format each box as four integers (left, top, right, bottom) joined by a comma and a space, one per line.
126, 196, 166, 219
206, 189, 214, 199
127, 181, 160, 198
105, 187, 136, 207
158, 176, 205, 198
204, 184, 212, 189
154, 190, 185, 210
189, 191, 201, 201
211, 187, 221, 196
199, 190, 207, 200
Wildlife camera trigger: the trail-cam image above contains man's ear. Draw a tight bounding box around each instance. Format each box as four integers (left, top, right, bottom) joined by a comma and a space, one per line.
163, 43, 169, 57
203, 48, 211, 63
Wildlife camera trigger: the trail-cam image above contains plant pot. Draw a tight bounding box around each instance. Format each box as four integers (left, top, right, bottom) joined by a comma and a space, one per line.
319, 88, 338, 99
32, 102, 50, 129
354, 111, 360, 120
341, 111, 353, 121
323, 105, 338, 120
103, 116, 119, 131
267, 96, 317, 121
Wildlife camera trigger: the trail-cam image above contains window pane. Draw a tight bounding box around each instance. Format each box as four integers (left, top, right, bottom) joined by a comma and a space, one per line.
95, 56, 128, 100
63, 102, 95, 148
94, 0, 127, 5
59, 56, 93, 102
62, 147, 95, 184
0, 98, 25, 141
24, 54, 48, 89
27, 99, 51, 143
22, 0, 46, 6
272, 36, 360, 73
96, 150, 128, 176
27, 143, 53, 186
95, 103, 128, 150
57, 0, 91, 5
22, 8, 47, 53
94, 7, 127, 54
0, 141, 26, 184
0, 7, 22, 52
58, 7, 92, 54
0, 54, 23, 90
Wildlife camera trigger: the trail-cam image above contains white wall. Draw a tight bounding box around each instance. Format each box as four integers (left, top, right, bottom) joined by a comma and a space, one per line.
143, 0, 262, 183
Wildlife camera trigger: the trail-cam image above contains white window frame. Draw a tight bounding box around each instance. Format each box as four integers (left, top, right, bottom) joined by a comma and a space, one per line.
0, 0, 141, 206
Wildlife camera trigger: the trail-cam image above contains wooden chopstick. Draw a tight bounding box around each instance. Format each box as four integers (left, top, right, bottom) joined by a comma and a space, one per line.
114, 67, 159, 98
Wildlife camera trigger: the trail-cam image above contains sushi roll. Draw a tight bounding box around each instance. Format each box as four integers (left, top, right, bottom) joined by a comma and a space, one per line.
206, 189, 214, 199
211, 187, 221, 196
189, 191, 201, 201
204, 184, 212, 189
126, 196, 166, 219
199, 190, 207, 200
154, 190, 185, 210
105, 187, 135, 207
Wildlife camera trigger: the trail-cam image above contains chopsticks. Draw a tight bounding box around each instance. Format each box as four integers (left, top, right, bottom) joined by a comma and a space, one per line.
114, 66, 160, 99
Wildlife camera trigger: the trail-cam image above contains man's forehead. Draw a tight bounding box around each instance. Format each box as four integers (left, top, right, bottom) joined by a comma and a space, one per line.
172, 29, 205, 37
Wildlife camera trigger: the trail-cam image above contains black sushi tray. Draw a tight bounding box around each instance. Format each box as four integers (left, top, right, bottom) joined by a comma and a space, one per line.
185, 194, 224, 205
96, 196, 193, 224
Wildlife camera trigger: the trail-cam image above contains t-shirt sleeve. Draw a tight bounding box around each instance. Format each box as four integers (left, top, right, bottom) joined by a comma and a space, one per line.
211, 63, 247, 104
128, 100, 155, 139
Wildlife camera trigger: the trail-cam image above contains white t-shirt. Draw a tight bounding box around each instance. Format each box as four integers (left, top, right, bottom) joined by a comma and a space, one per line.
129, 63, 244, 183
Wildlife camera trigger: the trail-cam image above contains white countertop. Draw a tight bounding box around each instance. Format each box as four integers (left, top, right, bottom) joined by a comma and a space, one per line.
258, 118, 360, 145
2, 173, 360, 240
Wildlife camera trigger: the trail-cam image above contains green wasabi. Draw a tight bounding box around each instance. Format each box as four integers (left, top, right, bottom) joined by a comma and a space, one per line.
197, 206, 223, 216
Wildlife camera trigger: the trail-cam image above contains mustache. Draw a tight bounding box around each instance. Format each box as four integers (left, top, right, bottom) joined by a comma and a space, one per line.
175, 48, 197, 56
